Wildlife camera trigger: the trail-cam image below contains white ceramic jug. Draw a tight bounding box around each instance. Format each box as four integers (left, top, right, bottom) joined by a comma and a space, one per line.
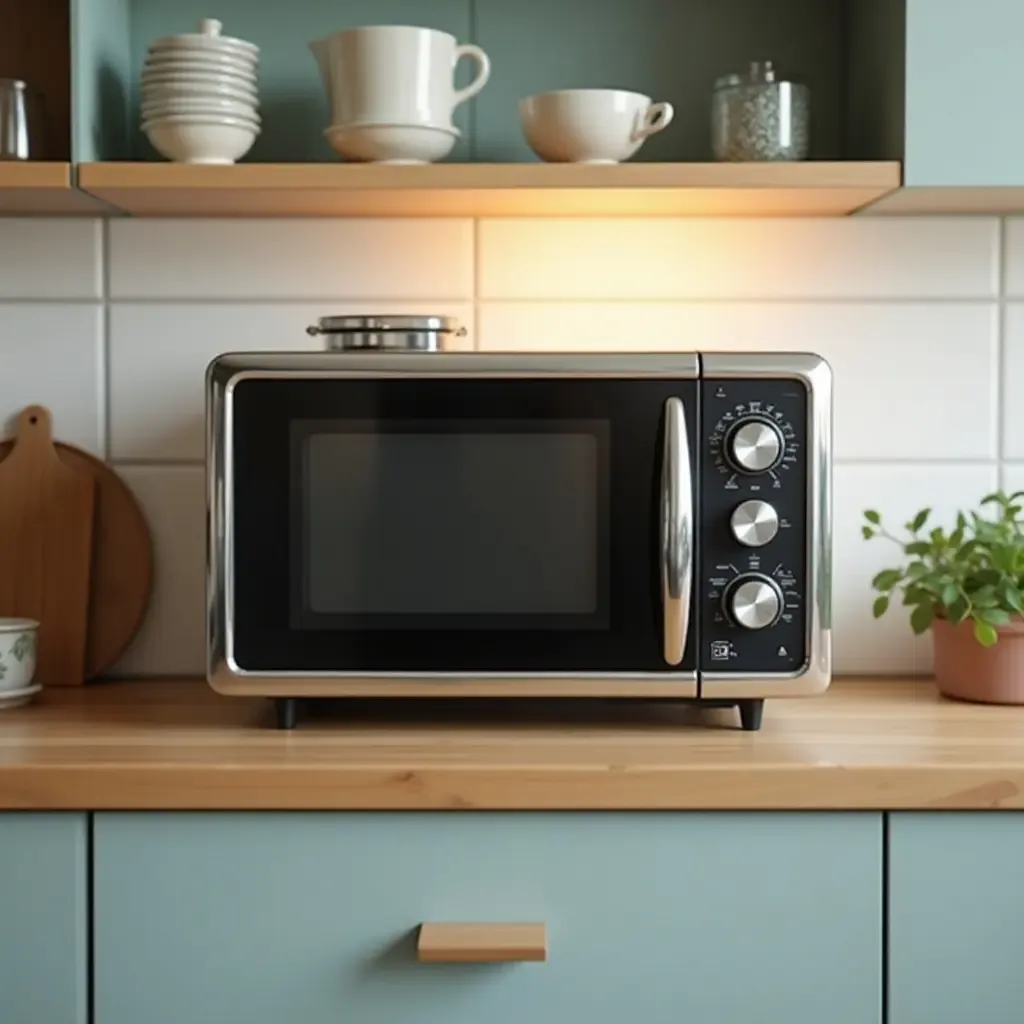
309, 25, 491, 130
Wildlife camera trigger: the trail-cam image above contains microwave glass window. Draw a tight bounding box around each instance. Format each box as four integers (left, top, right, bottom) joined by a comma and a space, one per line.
298, 422, 607, 621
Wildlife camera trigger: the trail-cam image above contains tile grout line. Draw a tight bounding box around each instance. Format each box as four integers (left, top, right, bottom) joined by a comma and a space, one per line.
0, 296, 1000, 306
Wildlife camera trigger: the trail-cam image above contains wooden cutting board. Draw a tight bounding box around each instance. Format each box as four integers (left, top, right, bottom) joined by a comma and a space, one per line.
0, 406, 96, 685
0, 425, 154, 680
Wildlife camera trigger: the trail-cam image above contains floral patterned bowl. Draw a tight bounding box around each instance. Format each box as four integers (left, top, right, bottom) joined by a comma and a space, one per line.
0, 619, 38, 692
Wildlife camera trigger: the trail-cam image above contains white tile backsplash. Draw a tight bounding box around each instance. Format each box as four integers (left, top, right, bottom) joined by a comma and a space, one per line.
1003, 218, 1024, 297
0, 219, 102, 299
110, 466, 205, 677
0, 303, 104, 454
479, 218, 999, 300
2, 215, 1016, 676
109, 219, 474, 300
109, 301, 474, 461
833, 463, 999, 674
478, 302, 998, 460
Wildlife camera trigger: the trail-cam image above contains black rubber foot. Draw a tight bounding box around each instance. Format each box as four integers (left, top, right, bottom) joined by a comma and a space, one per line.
738, 699, 765, 732
274, 698, 299, 731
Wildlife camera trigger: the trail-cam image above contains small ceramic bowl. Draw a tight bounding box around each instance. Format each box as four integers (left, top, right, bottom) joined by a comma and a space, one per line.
143, 116, 260, 164
0, 619, 38, 692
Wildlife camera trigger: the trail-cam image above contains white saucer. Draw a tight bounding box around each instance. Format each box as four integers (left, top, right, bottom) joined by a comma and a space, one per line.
0, 684, 41, 709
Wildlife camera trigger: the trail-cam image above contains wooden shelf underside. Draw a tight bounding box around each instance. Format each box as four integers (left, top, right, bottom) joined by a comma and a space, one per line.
13, 162, 1023, 217
77, 160, 902, 217
863, 185, 1024, 215
0, 163, 109, 215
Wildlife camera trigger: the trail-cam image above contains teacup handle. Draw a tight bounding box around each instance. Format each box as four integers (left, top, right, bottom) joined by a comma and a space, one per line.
634, 101, 674, 141
452, 44, 492, 109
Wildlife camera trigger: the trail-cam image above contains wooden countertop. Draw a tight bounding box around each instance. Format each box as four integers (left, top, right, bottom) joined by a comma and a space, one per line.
1, 679, 1024, 810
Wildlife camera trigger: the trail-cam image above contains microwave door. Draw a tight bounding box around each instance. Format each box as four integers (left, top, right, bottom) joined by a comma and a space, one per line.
661, 396, 693, 666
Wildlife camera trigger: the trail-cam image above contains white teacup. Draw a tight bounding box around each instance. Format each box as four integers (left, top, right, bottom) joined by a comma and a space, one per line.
310, 25, 490, 131
0, 619, 38, 692
520, 88, 674, 164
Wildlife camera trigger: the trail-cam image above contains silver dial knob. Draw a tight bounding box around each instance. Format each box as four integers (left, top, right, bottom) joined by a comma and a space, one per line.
727, 418, 784, 474
730, 500, 780, 548
725, 575, 783, 630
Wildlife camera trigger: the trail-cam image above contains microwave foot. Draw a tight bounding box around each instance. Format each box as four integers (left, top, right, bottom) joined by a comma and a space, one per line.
737, 699, 764, 732
274, 698, 300, 730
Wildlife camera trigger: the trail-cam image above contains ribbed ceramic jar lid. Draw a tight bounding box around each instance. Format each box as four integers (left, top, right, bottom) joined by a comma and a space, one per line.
148, 19, 259, 58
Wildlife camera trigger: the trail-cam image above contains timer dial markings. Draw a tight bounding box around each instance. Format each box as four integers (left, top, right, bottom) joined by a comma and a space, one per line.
710, 402, 796, 480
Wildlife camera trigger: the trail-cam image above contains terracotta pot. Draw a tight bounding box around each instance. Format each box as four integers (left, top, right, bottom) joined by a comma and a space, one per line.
932, 616, 1024, 704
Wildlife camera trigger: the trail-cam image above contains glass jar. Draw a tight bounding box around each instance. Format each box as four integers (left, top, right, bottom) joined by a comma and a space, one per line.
711, 62, 809, 162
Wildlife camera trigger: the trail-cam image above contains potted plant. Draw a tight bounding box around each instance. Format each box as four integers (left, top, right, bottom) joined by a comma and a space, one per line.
863, 490, 1024, 704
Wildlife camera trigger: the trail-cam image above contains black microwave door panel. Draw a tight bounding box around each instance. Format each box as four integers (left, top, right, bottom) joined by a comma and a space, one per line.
229, 376, 699, 674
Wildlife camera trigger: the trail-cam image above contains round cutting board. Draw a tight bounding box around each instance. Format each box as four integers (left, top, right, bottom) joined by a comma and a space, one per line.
0, 437, 154, 679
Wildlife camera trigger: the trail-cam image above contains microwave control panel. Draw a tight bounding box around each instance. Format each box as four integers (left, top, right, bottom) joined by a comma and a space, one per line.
697, 377, 810, 675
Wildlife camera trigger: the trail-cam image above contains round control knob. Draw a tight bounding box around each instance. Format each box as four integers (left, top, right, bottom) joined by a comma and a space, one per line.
727, 418, 784, 474
724, 575, 783, 631
730, 499, 780, 548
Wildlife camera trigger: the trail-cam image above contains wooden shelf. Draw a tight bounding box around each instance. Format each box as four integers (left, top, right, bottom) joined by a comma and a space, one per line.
77, 161, 902, 218
0, 163, 108, 215
862, 186, 1024, 216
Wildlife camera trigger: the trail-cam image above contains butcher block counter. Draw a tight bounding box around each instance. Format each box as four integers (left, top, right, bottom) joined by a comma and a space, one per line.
0, 677, 1023, 810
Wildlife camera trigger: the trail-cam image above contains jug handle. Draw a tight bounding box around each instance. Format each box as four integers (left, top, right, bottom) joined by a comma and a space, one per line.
452, 44, 491, 108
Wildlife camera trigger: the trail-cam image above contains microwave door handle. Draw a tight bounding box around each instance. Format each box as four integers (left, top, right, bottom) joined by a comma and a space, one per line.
661, 397, 693, 666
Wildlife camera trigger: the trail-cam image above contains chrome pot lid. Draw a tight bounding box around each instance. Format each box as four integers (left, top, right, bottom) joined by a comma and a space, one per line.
307, 315, 464, 334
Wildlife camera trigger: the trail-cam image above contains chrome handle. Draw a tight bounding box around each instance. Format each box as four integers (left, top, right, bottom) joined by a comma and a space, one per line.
661, 397, 692, 666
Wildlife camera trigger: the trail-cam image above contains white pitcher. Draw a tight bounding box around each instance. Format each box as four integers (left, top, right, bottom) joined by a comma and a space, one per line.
309, 25, 491, 130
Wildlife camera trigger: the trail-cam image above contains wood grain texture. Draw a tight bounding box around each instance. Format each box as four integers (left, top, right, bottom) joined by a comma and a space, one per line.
417, 923, 547, 963
77, 161, 902, 217
0, 407, 95, 686
0, 163, 109, 215
3, 679, 1024, 809
0, 437, 153, 679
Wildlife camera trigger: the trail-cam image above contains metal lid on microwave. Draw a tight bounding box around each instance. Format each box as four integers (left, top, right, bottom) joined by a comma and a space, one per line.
306, 315, 466, 352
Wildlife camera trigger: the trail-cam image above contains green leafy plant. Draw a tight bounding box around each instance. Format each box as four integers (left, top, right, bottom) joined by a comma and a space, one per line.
863, 491, 1024, 647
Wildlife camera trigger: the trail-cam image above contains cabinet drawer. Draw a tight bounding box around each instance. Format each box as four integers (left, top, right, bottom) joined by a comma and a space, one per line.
95, 813, 881, 1024
0, 813, 87, 1024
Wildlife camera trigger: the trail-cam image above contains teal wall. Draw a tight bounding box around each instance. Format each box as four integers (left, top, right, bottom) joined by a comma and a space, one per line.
72, 0, 132, 163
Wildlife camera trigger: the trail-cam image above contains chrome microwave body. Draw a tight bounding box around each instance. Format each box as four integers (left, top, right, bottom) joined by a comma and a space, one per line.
207, 351, 830, 701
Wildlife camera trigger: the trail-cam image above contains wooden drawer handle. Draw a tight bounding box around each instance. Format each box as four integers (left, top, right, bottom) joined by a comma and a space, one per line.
417, 923, 547, 963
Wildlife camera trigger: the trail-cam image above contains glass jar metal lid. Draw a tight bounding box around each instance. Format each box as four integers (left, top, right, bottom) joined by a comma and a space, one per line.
307, 315, 465, 335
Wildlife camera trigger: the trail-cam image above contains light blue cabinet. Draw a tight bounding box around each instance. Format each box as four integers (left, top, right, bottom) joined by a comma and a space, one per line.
94, 812, 882, 1024
0, 813, 88, 1024
904, 0, 1024, 186
890, 813, 1024, 1024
